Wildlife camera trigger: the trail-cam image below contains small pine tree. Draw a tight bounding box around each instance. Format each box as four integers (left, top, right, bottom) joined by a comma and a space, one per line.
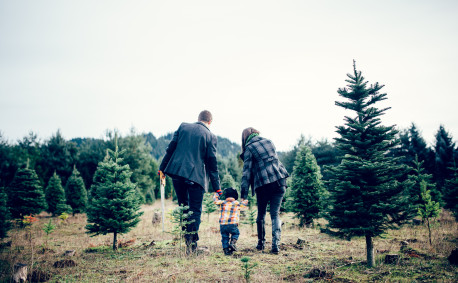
289, 145, 326, 227
203, 193, 217, 221
417, 180, 441, 246
169, 204, 195, 255
45, 172, 67, 216
0, 186, 12, 239
443, 166, 458, 221
7, 166, 47, 218
407, 156, 440, 208
86, 139, 143, 250
66, 166, 88, 215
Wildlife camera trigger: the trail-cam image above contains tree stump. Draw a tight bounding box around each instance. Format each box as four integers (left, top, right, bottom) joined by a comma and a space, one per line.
64, 250, 76, 257
152, 212, 161, 225
13, 263, 27, 283
384, 254, 400, 265
296, 238, 306, 246
400, 241, 409, 251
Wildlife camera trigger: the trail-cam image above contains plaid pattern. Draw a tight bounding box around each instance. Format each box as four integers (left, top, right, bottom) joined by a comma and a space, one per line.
213, 193, 248, 225
241, 136, 289, 199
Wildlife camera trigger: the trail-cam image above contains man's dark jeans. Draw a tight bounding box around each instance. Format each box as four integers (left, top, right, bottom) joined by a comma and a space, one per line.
256, 181, 286, 246
220, 224, 240, 249
172, 177, 205, 243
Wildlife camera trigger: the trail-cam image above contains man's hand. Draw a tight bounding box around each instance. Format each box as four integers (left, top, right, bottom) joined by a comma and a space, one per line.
158, 170, 166, 186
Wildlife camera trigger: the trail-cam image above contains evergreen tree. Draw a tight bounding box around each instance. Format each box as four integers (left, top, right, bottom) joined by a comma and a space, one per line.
203, 193, 217, 221
221, 171, 237, 189
443, 166, 458, 221
289, 145, 326, 227
45, 172, 67, 216
66, 166, 88, 215
433, 125, 455, 191
118, 129, 156, 203
417, 180, 441, 246
7, 166, 47, 218
86, 139, 143, 250
407, 156, 440, 207
38, 130, 77, 185
0, 186, 11, 239
326, 62, 414, 267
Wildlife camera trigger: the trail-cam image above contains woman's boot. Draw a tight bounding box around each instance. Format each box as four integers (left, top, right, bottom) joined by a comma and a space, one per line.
256, 221, 265, 250
271, 218, 282, 254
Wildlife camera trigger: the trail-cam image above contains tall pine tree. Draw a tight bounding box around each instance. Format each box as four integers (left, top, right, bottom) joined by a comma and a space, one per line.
86, 138, 143, 250
7, 165, 47, 218
66, 166, 88, 215
433, 125, 455, 191
45, 172, 67, 216
289, 145, 326, 227
443, 166, 458, 221
327, 62, 413, 267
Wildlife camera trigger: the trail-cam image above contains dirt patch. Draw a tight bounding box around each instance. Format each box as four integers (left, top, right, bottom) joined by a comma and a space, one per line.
28, 270, 52, 282
305, 268, 334, 279
53, 259, 77, 268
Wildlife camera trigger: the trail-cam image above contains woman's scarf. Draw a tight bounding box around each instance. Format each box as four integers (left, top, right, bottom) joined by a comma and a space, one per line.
245, 132, 259, 146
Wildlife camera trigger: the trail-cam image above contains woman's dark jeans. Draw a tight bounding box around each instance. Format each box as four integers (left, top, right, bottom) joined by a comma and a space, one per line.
255, 182, 285, 247
172, 177, 205, 244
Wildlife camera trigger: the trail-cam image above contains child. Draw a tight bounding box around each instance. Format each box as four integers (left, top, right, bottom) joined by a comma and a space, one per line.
213, 188, 248, 255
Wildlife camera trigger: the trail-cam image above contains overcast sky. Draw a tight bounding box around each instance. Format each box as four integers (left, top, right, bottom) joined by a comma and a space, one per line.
1, 0, 457, 151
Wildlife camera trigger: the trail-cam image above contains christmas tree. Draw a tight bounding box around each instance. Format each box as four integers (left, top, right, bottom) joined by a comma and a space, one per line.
45, 172, 67, 216
327, 61, 413, 267
443, 166, 458, 221
7, 166, 47, 218
86, 138, 143, 250
66, 166, 88, 215
289, 145, 326, 227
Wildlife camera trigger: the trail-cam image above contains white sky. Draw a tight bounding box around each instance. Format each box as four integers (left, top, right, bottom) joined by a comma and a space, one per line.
1, 0, 457, 151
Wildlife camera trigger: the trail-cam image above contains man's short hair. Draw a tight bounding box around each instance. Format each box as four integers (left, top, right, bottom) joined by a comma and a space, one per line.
198, 110, 212, 123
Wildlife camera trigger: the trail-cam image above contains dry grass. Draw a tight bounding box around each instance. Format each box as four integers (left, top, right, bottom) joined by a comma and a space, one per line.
0, 200, 457, 282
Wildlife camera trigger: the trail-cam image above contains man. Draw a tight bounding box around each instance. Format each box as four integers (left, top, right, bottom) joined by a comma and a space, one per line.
159, 110, 221, 254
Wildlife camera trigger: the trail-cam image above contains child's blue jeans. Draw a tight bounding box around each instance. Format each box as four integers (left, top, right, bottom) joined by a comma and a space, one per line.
220, 224, 240, 249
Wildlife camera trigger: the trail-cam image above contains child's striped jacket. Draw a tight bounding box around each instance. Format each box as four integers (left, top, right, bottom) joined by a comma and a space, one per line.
213, 193, 248, 225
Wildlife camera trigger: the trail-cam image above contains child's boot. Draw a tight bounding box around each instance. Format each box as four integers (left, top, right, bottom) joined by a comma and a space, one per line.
223, 247, 232, 256
229, 238, 238, 252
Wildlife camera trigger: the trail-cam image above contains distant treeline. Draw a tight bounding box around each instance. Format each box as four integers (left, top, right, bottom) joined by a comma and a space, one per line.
0, 129, 241, 203
1, 122, 456, 201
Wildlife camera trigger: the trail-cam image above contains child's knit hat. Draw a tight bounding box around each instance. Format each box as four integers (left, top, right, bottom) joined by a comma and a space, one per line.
224, 187, 238, 200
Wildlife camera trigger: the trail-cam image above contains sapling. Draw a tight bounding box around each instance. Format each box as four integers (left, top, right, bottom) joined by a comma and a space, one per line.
42, 219, 56, 249
202, 193, 217, 221
240, 256, 257, 283
169, 204, 195, 255
417, 180, 441, 246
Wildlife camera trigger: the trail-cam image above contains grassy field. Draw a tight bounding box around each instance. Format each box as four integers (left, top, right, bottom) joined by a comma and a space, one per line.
0, 200, 457, 282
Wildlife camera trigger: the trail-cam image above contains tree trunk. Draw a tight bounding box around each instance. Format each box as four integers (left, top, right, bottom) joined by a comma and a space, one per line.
113, 232, 117, 250
365, 235, 375, 267
427, 218, 432, 246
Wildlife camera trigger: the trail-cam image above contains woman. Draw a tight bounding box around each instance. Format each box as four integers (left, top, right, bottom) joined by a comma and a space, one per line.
240, 127, 289, 254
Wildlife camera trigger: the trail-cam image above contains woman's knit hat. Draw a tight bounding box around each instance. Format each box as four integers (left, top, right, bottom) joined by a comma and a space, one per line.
224, 187, 238, 200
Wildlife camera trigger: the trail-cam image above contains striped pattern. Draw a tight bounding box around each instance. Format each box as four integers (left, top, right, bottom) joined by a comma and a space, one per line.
240, 136, 289, 199
213, 193, 248, 225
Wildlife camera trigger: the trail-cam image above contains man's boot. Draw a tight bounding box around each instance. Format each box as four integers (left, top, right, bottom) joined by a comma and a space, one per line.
256, 221, 265, 250
271, 218, 282, 254
229, 238, 238, 252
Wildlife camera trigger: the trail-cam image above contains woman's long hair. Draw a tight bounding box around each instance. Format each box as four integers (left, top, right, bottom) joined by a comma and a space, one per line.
241, 127, 260, 153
